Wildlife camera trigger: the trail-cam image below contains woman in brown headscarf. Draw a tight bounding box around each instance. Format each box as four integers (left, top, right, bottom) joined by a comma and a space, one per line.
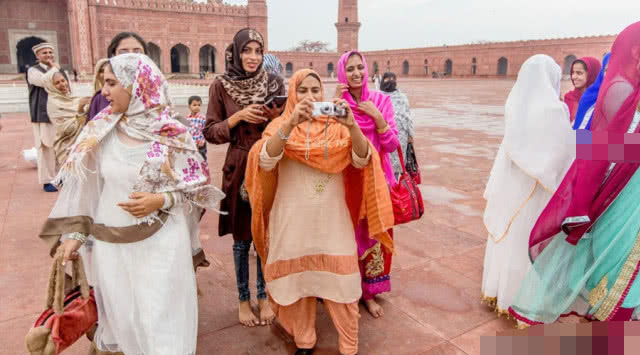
246, 69, 394, 355
204, 28, 285, 327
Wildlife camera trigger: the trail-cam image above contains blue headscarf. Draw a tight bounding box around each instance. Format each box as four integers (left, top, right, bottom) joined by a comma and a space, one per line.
263, 54, 283, 76
572, 52, 611, 130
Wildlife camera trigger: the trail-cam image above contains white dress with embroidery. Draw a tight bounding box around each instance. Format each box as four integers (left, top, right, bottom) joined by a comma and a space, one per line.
81, 131, 198, 355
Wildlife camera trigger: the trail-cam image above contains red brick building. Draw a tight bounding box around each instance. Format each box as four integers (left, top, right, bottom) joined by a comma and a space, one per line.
1, 0, 615, 78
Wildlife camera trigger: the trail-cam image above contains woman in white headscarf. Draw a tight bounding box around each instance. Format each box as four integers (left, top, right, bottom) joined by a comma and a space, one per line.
42, 54, 224, 355
481, 54, 575, 317
42, 70, 90, 170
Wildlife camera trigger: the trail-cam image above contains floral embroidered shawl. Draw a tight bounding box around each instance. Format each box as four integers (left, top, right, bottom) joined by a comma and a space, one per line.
55, 54, 225, 214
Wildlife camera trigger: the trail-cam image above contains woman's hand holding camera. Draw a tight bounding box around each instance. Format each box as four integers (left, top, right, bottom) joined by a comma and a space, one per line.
331, 99, 356, 129
285, 97, 313, 129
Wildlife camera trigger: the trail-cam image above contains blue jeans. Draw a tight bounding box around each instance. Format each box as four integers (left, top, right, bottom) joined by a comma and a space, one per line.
232, 240, 266, 302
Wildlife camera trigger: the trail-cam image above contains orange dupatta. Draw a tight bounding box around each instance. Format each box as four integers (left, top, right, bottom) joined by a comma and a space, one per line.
246, 69, 394, 265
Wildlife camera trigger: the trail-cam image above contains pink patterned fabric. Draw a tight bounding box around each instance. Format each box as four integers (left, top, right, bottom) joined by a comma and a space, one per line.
529, 21, 640, 259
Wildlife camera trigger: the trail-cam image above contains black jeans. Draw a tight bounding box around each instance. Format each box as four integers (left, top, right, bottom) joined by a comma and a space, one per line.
232, 240, 266, 302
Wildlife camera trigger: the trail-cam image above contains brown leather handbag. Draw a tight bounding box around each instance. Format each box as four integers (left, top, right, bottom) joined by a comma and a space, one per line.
25, 250, 97, 355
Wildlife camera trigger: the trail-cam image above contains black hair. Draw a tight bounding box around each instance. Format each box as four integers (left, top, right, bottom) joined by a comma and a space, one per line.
188, 96, 202, 105
572, 59, 588, 73
107, 32, 148, 58
348, 52, 363, 61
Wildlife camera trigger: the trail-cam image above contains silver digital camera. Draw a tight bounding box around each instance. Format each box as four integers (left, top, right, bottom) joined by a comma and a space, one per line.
312, 102, 347, 117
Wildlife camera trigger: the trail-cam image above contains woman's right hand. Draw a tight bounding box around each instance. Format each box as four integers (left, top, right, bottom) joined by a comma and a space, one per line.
286, 98, 313, 128
230, 104, 267, 127
333, 84, 349, 100
60, 238, 83, 266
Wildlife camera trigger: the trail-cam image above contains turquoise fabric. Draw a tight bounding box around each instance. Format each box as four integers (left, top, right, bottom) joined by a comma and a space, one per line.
511, 167, 640, 322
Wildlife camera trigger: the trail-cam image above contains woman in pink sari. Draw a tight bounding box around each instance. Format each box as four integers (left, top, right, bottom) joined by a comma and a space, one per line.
564, 57, 601, 122
510, 21, 640, 325
337, 51, 399, 318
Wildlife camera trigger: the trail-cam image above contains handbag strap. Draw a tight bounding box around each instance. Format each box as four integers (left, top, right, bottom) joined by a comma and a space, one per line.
396, 146, 408, 174
46, 249, 92, 315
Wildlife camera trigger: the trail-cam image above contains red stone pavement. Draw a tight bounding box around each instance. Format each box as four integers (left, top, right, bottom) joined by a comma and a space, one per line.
0, 79, 575, 355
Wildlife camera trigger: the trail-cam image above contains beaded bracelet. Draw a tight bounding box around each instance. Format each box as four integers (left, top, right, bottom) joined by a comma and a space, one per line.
68, 232, 88, 244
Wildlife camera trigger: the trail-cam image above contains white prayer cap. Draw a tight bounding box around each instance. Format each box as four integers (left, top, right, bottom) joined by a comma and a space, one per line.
32, 42, 54, 55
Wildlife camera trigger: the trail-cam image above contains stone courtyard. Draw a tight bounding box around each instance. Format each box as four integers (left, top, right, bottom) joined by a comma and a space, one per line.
0, 78, 574, 355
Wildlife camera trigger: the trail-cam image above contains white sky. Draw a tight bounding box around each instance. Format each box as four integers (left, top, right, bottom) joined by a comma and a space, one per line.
215, 0, 637, 51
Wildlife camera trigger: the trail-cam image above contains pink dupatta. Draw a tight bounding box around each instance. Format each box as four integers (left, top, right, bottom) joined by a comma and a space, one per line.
529, 21, 640, 259
564, 57, 602, 121
337, 51, 399, 184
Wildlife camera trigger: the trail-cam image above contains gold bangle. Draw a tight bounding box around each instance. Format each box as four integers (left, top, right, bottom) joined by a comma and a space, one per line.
376, 124, 389, 134
164, 192, 175, 209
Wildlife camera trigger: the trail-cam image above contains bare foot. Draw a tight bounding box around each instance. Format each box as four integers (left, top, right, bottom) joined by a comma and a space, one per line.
364, 298, 384, 318
258, 298, 275, 325
238, 301, 259, 327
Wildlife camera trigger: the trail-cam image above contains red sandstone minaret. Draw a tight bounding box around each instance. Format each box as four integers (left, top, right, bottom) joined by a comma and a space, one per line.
335, 0, 361, 53
247, 0, 269, 49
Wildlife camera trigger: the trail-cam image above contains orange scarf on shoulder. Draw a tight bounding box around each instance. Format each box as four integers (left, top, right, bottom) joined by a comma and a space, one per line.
245, 69, 394, 264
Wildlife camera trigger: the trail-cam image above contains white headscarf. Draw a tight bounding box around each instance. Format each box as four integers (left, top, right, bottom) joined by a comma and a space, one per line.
483, 54, 576, 242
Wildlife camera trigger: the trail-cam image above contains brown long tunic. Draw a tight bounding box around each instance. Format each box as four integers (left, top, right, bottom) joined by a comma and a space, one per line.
204, 77, 285, 241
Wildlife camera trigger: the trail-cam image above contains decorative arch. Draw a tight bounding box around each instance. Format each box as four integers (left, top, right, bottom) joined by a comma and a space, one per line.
147, 42, 162, 70
285, 62, 293, 77
424, 59, 428, 76
16, 36, 45, 73
445, 59, 453, 76
403, 60, 410, 75
563, 54, 577, 75
372, 61, 379, 74
199, 44, 216, 73
497, 57, 508, 76
327, 62, 335, 76
171, 43, 190, 73
471, 57, 477, 75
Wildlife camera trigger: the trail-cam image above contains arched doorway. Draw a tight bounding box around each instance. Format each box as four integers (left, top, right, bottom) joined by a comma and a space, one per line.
199, 45, 216, 73
327, 62, 334, 76
471, 57, 477, 75
285, 62, 293, 77
563, 55, 577, 75
373, 61, 379, 74
445, 59, 453, 76
147, 42, 161, 70
497, 57, 508, 76
17, 36, 45, 73
171, 44, 190, 73
403, 60, 409, 75
424, 59, 428, 76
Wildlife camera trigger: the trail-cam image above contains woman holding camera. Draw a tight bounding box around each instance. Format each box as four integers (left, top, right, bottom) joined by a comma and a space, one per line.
336, 51, 399, 318
246, 68, 393, 355
204, 28, 285, 327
